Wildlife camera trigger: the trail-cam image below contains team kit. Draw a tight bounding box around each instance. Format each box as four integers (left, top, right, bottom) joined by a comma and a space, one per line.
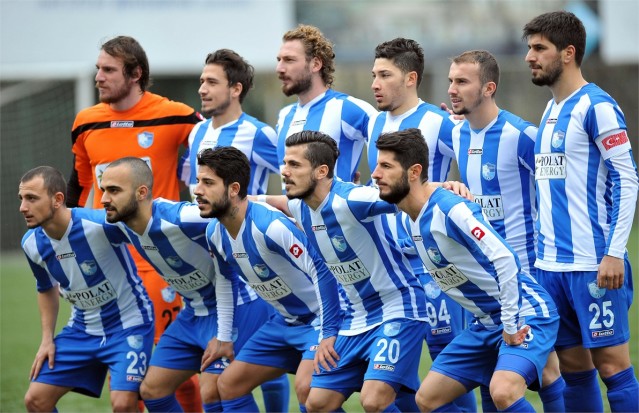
19, 10, 638, 413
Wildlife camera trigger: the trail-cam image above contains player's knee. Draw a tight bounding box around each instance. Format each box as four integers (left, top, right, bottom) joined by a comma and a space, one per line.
360, 392, 392, 412
305, 392, 335, 413
415, 390, 436, 412
199, 381, 220, 404
139, 379, 161, 400
489, 383, 519, 410
294, 375, 311, 403
217, 373, 244, 400
111, 397, 139, 413
24, 389, 53, 413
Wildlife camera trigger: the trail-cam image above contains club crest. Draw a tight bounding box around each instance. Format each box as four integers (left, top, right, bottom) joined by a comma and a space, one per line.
424, 280, 442, 299
427, 247, 442, 264
137, 131, 154, 149
551, 130, 565, 149
253, 264, 270, 278
127, 334, 144, 350
165, 256, 183, 268
161, 286, 176, 303
79, 260, 97, 276
331, 236, 347, 252
482, 163, 496, 181
587, 280, 606, 299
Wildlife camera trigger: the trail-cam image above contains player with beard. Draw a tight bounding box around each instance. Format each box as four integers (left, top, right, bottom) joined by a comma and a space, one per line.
262, 131, 429, 412
179, 49, 280, 200
371, 129, 560, 412
194, 147, 342, 413
523, 11, 639, 412
275, 24, 377, 183
66, 36, 203, 412
98, 157, 275, 413
366, 37, 477, 413
442, 49, 567, 412
20, 166, 154, 412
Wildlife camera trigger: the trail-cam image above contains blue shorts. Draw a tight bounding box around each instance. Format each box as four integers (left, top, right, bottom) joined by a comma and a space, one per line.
420, 276, 469, 356
151, 298, 273, 374
536, 259, 633, 349
236, 313, 320, 373
431, 313, 559, 390
33, 323, 154, 397
311, 319, 427, 397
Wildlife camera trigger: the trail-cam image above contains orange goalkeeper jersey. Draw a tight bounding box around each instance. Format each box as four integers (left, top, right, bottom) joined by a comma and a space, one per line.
68, 91, 202, 271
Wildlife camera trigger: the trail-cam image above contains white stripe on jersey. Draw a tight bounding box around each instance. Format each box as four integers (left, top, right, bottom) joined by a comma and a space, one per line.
447, 110, 537, 274
287, 180, 427, 335
21, 208, 153, 336
409, 188, 553, 334
179, 113, 279, 198
534, 84, 638, 271
276, 89, 377, 183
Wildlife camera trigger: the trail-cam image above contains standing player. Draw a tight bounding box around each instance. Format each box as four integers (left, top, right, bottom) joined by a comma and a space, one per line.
445, 49, 565, 412
367, 38, 475, 411
194, 147, 342, 413
20, 166, 154, 412
270, 131, 428, 412
372, 129, 559, 412
99, 157, 274, 413
276, 24, 377, 183
524, 11, 639, 412
66, 35, 202, 411
179, 49, 280, 199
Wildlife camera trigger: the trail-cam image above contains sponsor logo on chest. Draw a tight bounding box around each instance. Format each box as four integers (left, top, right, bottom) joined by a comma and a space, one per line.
326, 258, 371, 285
535, 153, 566, 180
163, 270, 211, 293
62, 279, 117, 310
474, 195, 504, 221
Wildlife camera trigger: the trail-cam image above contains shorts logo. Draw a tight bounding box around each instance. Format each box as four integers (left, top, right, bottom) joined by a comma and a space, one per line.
111, 121, 134, 128
468, 148, 483, 155
138, 131, 154, 148
427, 247, 442, 264
161, 286, 177, 303
213, 357, 231, 369
289, 244, 304, 258
383, 321, 401, 337
311, 224, 327, 231
587, 281, 606, 299
127, 375, 143, 382
602, 131, 629, 150
165, 256, 183, 268
253, 264, 270, 278
432, 326, 451, 335
471, 227, 485, 241
424, 281, 442, 299
482, 163, 496, 181
551, 131, 565, 148
331, 236, 347, 252
592, 329, 614, 338
79, 260, 98, 276
374, 363, 395, 372
56, 252, 76, 261
309, 345, 318, 351
233, 252, 249, 259
126, 335, 144, 350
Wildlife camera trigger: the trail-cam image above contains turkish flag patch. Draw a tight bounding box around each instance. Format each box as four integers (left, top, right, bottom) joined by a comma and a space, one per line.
290, 244, 304, 258
602, 131, 629, 151
471, 226, 485, 241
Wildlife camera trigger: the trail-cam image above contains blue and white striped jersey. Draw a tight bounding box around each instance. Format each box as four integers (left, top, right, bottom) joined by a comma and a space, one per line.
276, 89, 377, 182
445, 110, 537, 274
407, 187, 555, 334
287, 180, 428, 335
179, 113, 279, 198
114, 198, 258, 317
534, 83, 639, 271
21, 208, 153, 336
206, 201, 342, 342
367, 100, 457, 183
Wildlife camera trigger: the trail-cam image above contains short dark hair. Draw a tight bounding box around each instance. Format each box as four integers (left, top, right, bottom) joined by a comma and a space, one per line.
197, 147, 249, 199
522, 10, 586, 66
283, 24, 335, 87
375, 128, 429, 183
451, 50, 500, 97
205, 49, 254, 103
375, 38, 425, 87
106, 157, 154, 198
101, 36, 152, 91
285, 131, 340, 178
20, 166, 67, 197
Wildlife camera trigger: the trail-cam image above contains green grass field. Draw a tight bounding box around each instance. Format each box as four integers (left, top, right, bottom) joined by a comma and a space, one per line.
1, 226, 637, 412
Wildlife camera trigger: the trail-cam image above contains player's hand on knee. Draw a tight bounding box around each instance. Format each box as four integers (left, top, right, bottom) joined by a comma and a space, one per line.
314, 336, 339, 374
201, 338, 234, 370
30, 341, 56, 380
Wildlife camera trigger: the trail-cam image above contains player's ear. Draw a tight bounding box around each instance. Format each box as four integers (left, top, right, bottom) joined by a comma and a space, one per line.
137, 185, 149, 201
53, 192, 65, 208
408, 164, 422, 182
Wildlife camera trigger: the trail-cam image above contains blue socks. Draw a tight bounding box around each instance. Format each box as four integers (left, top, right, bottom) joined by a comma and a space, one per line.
394, 390, 419, 412
221, 394, 259, 413
498, 397, 534, 412
203, 401, 222, 412
432, 402, 462, 412
602, 366, 639, 413
563, 369, 603, 412
260, 374, 290, 412
298, 402, 308, 412
539, 376, 566, 412
452, 390, 477, 412
480, 385, 498, 412
144, 394, 184, 412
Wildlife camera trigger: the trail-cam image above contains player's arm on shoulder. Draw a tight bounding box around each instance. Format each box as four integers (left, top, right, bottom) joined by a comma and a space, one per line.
254, 195, 292, 217
31, 287, 60, 379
